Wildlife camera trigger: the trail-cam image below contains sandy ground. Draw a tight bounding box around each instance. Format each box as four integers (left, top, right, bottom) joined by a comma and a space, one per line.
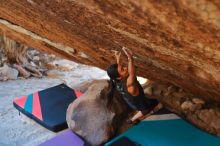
0, 60, 108, 146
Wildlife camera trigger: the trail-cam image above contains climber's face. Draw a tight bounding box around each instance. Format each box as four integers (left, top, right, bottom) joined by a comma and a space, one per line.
117, 65, 128, 79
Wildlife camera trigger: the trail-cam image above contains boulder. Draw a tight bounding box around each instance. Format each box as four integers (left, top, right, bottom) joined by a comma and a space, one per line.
66, 80, 132, 146
0, 64, 18, 80
198, 109, 220, 130
13, 64, 30, 78
181, 101, 197, 112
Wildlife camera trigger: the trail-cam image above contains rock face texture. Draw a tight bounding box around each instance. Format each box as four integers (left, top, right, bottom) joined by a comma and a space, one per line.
66, 80, 132, 146
0, 0, 219, 103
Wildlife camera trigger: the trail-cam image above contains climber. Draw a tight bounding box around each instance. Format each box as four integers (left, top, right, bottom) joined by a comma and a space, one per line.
107, 47, 158, 124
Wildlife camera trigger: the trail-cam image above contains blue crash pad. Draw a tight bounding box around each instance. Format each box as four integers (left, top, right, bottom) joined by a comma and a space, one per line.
106, 119, 220, 146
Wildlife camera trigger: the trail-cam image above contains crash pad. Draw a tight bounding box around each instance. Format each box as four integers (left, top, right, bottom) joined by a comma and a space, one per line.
106, 118, 220, 146
13, 84, 82, 132
39, 129, 88, 146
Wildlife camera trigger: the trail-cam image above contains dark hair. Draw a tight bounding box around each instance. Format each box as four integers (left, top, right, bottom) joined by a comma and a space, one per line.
107, 64, 119, 80
106, 64, 119, 107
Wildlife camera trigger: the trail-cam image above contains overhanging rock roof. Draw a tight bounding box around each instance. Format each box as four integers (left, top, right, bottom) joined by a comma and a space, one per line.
0, 0, 219, 102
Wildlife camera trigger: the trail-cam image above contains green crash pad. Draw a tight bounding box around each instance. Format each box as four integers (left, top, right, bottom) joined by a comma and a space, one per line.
106, 119, 220, 146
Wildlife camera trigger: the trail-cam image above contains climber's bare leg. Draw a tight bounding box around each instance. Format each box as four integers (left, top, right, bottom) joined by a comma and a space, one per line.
130, 109, 151, 122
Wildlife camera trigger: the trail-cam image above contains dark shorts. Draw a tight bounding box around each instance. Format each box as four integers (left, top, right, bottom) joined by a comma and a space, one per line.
122, 95, 158, 111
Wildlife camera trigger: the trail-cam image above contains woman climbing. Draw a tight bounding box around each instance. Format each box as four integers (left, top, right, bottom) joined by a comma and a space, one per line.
107, 47, 158, 124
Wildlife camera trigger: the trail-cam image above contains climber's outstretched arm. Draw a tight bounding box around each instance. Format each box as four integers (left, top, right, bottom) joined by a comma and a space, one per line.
122, 47, 136, 86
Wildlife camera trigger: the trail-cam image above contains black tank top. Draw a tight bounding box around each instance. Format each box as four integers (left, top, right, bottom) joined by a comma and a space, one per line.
115, 78, 145, 97
115, 78, 149, 110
